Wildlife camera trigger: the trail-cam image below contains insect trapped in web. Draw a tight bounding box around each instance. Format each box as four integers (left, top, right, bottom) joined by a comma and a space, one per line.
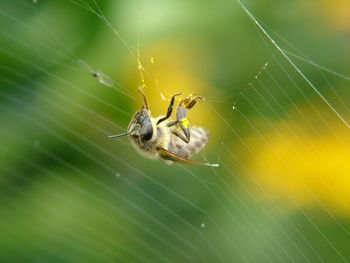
109, 88, 219, 167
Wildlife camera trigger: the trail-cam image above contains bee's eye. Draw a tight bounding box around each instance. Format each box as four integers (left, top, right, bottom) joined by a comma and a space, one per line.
141, 124, 153, 140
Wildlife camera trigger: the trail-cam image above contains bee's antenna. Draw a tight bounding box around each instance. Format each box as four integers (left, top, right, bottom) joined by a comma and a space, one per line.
109, 126, 136, 139
108, 132, 130, 139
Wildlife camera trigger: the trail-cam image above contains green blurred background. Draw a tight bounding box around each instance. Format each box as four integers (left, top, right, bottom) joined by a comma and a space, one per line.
1, 0, 350, 262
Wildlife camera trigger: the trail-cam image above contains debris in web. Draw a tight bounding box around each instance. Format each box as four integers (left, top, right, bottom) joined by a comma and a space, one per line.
77, 59, 116, 88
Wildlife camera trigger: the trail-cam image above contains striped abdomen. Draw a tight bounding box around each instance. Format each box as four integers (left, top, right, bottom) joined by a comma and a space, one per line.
167, 127, 209, 158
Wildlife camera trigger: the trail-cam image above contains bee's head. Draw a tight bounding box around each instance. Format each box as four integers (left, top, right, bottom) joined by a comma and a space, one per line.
128, 107, 153, 140
109, 88, 154, 141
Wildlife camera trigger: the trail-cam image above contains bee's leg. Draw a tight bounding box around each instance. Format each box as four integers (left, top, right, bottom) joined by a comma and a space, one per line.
179, 121, 191, 143
157, 93, 182, 125
169, 95, 203, 143
185, 96, 204, 109
137, 87, 149, 109
167, 120, 178, 127
171, 113, 191, 143
169, 102, 191, 143
172, 126, 190, 143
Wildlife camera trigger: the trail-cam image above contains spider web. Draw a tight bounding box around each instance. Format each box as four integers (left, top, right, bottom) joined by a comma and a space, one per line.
1, 0, 350, 262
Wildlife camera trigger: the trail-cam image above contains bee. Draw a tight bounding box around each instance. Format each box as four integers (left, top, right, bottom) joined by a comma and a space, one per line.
109, 88, 219, 167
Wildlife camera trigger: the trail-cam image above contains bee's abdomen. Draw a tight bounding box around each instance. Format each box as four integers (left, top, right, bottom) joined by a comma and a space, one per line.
168, 127, 209, 158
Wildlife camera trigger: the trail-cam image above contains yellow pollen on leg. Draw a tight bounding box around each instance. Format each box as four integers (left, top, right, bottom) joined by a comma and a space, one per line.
180, 118, 189, 128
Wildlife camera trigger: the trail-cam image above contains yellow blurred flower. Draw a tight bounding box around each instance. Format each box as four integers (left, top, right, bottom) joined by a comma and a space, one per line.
244, 103, 350, 217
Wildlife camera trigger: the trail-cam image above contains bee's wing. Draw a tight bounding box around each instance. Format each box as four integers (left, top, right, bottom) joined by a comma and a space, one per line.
157, 147, 219, 167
